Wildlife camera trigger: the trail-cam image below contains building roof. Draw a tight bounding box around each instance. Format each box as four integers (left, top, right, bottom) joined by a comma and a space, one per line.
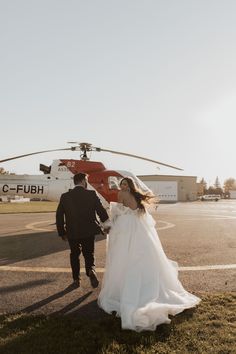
138, 174, 197, 178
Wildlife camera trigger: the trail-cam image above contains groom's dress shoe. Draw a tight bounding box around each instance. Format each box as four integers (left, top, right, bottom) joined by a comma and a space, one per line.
72, 279, 80, 288
89, 270, 99, 288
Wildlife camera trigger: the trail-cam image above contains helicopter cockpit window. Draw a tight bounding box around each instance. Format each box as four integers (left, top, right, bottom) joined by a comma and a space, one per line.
108, 176, 122, 190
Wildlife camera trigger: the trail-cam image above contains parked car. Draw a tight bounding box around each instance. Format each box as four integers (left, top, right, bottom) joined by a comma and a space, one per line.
200, 194, 221, 201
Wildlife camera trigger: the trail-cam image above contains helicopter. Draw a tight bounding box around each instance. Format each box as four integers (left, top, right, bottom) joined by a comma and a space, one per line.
0, 142, 183, 207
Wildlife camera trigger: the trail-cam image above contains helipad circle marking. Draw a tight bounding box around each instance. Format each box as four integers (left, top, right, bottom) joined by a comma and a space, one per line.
26, 219, 176, 232
25, 220, 54, 232
156, 220, 175, 230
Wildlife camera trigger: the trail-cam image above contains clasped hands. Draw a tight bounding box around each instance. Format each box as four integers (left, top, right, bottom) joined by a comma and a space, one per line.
103, 227, 111, 235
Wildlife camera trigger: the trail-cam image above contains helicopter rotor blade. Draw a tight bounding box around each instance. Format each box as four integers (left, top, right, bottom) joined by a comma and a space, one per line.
93, 147, 183, 171
0, 142, 184, 171
0, 148, 73, 163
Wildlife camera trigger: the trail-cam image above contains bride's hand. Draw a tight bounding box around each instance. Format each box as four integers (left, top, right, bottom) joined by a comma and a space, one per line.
103, 227, 110, 235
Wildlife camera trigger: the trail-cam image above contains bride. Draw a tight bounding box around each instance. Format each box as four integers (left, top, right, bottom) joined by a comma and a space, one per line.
98, 177, 200, 332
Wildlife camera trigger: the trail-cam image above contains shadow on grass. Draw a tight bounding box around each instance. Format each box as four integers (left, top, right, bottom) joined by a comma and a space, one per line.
1, 293, 235, 354
68, 299, 115, 319
0, 292, 181, 354
0, 311, 173, 354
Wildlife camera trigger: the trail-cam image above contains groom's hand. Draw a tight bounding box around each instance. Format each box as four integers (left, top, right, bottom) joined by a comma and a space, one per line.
61, 234, 68, 241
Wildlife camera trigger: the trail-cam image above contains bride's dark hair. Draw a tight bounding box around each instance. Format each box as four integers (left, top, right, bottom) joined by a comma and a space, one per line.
120, 177, 156, 212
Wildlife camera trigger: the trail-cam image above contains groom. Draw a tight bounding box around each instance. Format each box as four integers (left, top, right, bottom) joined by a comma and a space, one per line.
56, 172, 109, 288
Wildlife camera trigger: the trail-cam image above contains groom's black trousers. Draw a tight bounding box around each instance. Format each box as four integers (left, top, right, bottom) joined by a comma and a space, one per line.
68, 236, 95, 280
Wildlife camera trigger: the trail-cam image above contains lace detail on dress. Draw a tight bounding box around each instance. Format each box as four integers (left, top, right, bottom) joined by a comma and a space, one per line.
110, 202, 137, 222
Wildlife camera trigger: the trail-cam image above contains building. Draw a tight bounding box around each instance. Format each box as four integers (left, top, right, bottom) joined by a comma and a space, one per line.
138, 175, 197, 202
229, 190, 236, 199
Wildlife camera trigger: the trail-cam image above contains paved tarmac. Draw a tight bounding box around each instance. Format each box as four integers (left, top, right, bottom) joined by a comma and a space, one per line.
0, 200, 236, 317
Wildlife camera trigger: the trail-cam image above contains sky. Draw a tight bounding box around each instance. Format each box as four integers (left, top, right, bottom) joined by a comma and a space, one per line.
1, 0, 236, 187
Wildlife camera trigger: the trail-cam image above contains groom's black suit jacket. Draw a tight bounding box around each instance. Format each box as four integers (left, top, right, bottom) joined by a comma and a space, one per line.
56, 186, 109, 240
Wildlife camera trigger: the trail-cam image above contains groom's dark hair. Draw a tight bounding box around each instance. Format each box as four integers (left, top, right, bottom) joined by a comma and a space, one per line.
73, 173, 88, 185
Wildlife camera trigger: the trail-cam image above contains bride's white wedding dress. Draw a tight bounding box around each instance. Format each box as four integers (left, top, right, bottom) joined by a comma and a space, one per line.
98, 202, 200, 332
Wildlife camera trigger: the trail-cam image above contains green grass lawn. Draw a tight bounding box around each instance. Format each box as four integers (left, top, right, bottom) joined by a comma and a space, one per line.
0, 293, 235, 354
0, 201, 58, 214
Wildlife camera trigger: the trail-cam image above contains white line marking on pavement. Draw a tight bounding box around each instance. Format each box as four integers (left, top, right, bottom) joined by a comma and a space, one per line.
184, 214, 236, 221
179, 264, 236, 271
0, 266, 72, 273
25, 219, 174, 232
25, 220, 54, 232
157, 220, 175, 230
0, 264, 236, 273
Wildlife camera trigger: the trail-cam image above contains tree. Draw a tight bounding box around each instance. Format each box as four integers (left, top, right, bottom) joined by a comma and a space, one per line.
224, 178, 236, 192
199, 177, 207, 195
214, 176, 221, 189
207, 185, 223, 195
0, 167, 9, 175
0, 167, 15, 175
